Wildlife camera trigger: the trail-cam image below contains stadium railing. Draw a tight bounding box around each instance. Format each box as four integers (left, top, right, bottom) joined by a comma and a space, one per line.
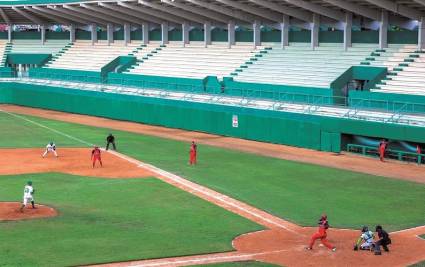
347, 144, 424, 164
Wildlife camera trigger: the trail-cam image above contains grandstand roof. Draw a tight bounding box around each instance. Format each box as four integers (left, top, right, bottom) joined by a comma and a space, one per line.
0, 0, 424, 27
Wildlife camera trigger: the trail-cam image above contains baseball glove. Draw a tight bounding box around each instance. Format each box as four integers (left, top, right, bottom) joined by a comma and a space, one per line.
353, 245, 358, 251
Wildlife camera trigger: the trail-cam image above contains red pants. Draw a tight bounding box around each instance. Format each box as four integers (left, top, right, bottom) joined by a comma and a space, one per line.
308, 232, 334, 249
92, 156, 102, 167
379, 149, 385, 161
189, 153, 197, 165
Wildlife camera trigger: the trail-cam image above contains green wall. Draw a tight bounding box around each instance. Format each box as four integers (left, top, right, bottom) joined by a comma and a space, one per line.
76, 29, 91, 40
149, 29, 161, 41
169, 28, 182, 41
388, 30, 418, 44
289, 31, 310, 43
189, 28, 204, 41
319, 30, 343, 43
46, 31, 69, 39
236, 29, 253, 42
352, 31, 379, 43
114, 29, 124, 40
12, 31, 41, 40
261, 30, 280, 42
131, 29, 143, 41
211, 28, 227, 42
0, 32, 7, 39
1, 83, 423, 153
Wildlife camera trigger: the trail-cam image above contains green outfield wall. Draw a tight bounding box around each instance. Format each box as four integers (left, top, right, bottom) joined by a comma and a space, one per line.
1, 82, 424, 153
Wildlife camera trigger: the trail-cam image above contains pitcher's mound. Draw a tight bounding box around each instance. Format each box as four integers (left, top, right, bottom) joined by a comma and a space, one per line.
0, 202, 58, 221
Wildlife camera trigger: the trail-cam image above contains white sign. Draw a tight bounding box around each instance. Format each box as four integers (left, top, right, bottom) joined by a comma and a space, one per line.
232, 115, 239, 128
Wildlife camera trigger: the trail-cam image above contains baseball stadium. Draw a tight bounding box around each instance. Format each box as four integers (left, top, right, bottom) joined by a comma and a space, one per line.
0, 0, 424, 266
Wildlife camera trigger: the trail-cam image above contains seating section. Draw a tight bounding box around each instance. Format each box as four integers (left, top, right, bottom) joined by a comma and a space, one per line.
9, 39, 69, 56
369, 45, 425, 95
124, 43, 263, 79
231, 43, 377, 88
361, 44, 418, 70
45, 41, 143, 71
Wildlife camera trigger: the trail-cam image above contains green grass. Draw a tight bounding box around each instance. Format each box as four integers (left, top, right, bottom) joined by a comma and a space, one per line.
1, 112, 424, 231
194, 261, 280, 267
0, 173, 261, 266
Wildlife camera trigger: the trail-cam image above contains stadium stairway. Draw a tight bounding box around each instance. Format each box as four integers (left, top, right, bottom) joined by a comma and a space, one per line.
7, 39, 70, 57
230, 43, 377, 88
0, 40, 9, 66
367, 45, 425, 96
44, 40, 145, 72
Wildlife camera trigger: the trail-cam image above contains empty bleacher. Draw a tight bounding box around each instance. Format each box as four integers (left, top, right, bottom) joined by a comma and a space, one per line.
45, 40, 143, 72
0, 40, 9, 66
8, 39, 69, 56
231, 43, 377, 88
124, 42, 263, 79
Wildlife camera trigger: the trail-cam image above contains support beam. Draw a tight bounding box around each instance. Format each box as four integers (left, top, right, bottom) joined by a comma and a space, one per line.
249, 0, 312, 23
51, 6, 106, 26
322, 0, 379, 20
101, 3, 161, 25
161, 22, 168, 45
69, 24, 75, 43
91, 23, 97, 45
0, 8, 11, 24
419, 17, 425, 50
343, 12, 352, 51
45, 6, 93, 25
8, 24, 12, 43
379, 10, 388, 49
204, 21, 211, 47
138, 0, 194, 25
253, 20, 260, 48
216, 0, 279, 24
40, 24, 45, 44
364, 0, 424, 21
311, 14, 319, 50
281, 15, 289, 48
12, 7, 45, 25
142, 22, 149, 45
81, 4, 140, 26
64, 5, 121, 25
25, 6, 71, 25
182, 22, 189, 46
124, 23, 130, 45
228, 21, 235, 48
107, 23, 113, 45
282, 0, 345, 21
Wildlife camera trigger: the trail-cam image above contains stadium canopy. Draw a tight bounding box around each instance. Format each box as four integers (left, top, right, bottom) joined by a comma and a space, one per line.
0, 0, 424, 49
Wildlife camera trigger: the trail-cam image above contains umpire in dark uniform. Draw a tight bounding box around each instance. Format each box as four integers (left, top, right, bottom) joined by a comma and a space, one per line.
374, 225, 391, 255
106, 133, 116, 151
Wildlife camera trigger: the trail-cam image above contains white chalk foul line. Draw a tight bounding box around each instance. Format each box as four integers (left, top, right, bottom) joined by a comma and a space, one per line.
1, 108, 301, 234
130, 249, 289, 267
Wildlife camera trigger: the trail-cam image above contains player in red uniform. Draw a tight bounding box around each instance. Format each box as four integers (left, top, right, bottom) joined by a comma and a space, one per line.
378, 139, 387, 162
189, 141, 197, 165
91, 146, 103, 168
306, 214, 336, 252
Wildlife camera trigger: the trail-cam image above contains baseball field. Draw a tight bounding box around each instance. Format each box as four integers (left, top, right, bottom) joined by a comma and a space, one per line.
0, 104, 424, 267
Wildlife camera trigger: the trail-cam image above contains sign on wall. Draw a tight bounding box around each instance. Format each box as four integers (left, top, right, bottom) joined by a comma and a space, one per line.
232, 115, 239, 128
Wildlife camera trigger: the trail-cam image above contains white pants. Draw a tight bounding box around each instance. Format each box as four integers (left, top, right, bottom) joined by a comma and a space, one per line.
43, 149, 58, 157
361, 240, 374, 250
23, 196, 34, 206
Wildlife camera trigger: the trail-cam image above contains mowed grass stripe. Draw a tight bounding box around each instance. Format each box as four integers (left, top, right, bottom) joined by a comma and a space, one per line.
0, 173, 262, 267
0, 111, 424, 231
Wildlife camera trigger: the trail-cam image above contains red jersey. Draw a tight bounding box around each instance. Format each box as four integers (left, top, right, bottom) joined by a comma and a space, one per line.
190, 144, 197, 154
92, 148, 101, 158
417, 146, 421, 154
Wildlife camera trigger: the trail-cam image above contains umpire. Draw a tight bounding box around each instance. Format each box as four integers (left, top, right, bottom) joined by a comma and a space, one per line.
106, 133, 116, 151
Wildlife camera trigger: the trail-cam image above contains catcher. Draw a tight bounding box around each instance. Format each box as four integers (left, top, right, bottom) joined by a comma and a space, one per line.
20, 181, 36, 212
354, 226, 375, 251
42, 141, 58, 158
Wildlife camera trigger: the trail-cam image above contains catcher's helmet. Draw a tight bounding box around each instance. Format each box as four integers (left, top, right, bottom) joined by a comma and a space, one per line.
27, 181, 32, 185
50, 141, 53, 145
362, 226, 368, 232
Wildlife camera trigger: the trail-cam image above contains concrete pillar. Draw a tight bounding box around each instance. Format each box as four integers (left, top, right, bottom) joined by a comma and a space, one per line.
204, 21, 211, 47
7, 24, 12, 43
69, 24, 75, 43
91, 23, 97, 45
40, 25, 46, 44
311, 13, 319, 50
107, 23, 113, 45
124, 23, 130, 45
379, 10, 388, 49
182, 22, 189, 46
161, 22, 168, 45
419, 17, 425, 51
281, 15, 289, 49
253, 20, 261, 48
142, 23, 149, 45
228, 21, 235, 48
343, 12, 352, 51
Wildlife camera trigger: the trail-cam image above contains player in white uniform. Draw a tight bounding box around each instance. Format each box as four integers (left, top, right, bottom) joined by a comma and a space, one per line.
354, 226, 375, 251
42, 142, 58, 157
20, 181, 36, 212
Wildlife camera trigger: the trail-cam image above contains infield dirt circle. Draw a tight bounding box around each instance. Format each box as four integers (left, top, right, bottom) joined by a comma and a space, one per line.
0, 202, 58, 221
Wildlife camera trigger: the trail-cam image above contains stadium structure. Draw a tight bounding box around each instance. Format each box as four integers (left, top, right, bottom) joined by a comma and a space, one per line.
0, 0, 425, 161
